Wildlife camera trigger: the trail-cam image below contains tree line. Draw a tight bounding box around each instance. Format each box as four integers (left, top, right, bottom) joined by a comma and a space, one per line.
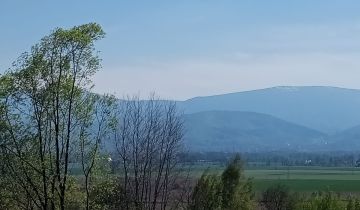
182, 151, 360, 167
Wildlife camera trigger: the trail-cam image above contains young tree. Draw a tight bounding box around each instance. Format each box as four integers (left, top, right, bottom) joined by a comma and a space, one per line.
189, 172, 222, 210
221, 154, 254, 210
0, 23, 107, 210
78, 93, 115, 210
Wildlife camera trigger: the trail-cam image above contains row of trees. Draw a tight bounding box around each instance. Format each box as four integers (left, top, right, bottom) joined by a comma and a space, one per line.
183, 151, 360, 167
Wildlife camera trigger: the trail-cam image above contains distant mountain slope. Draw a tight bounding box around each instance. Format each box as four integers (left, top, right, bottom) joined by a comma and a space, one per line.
326, 125, 360, 151
179, 86, 360, 134
183, 111, 326, 152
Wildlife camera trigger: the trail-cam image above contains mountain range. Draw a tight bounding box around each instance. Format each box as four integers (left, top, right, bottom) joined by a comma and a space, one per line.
179, 86, 360, 152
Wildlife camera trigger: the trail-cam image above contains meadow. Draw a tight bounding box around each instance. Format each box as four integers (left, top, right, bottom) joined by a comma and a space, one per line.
188, 164, 360, 192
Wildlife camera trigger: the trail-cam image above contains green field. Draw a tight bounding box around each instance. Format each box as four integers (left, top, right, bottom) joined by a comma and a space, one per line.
188, 165, 360, 192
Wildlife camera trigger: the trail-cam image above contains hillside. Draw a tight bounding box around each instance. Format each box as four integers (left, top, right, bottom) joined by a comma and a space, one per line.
326, 125, 360, 151
183, 110, 326, 152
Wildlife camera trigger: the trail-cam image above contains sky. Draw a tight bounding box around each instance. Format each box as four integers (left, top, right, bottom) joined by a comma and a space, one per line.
1, 0, 360, 100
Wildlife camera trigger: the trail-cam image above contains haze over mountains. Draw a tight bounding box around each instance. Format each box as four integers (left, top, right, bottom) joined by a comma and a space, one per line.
179, 86, 360, 152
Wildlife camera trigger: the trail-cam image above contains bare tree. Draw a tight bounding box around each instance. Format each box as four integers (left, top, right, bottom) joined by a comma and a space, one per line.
113, 95, 184, 210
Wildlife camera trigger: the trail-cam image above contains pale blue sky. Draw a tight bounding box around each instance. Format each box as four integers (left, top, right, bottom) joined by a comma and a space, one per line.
1, 1, 360, 99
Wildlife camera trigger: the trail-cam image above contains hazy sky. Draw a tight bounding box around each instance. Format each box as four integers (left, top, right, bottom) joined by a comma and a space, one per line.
1, 0, 360, 100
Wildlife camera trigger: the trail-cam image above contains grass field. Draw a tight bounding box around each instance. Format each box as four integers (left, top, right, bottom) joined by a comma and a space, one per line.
188, 164, 360, 192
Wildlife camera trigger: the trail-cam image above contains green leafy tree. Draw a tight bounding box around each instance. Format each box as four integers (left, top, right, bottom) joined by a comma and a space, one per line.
221, 154, 254, 210
0, 23, 109, 210
189, 171, 223, 210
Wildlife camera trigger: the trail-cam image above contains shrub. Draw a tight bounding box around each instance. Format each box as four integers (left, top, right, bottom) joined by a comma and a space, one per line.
261, 184, 298, 210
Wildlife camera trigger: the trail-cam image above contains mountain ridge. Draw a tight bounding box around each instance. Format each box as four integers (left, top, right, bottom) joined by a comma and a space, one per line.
182, 86, 360, 102
178, 86, 360, 134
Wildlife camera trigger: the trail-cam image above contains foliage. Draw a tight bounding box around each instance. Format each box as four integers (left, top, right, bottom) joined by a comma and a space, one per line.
89, 178, 127, 210
261, 184, 298, 210
346, 197, 360, 210
297, 191, 344, 210
189, 172, 223, 210
64, 177, 86, 210
0, 23, 108, 210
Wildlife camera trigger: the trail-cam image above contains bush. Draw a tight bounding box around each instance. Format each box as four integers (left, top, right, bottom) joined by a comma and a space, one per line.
89, 178, 127, 210
346, 197, 360, 210
65, 177, 85, 210
261, 184, 298, 210
299, 191, 344, 210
